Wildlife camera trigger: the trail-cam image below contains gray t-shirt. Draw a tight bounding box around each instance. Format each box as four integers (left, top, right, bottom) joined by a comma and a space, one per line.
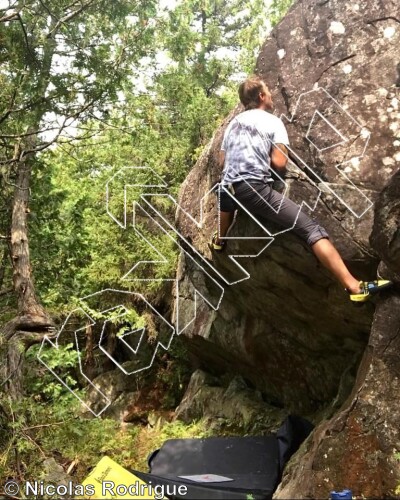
221, 109, 289, 185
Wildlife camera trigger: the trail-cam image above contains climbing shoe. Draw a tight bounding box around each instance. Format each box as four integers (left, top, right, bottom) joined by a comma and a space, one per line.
210, 230, 226, 252
348, 280, 393, 302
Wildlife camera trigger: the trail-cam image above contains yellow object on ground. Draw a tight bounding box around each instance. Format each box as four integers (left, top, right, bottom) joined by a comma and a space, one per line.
79, 456, 162, 499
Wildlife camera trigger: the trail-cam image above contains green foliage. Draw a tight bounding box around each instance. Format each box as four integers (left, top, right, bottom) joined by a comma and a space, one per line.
0, 0, 161, 322
0, 392, 132, 480
38, 412, 140, 472
0, 0, 159, 156
26, 343, 79, 400
162, 0, 268, 76
0, 386, 210, 482
269, 0, 295, 27
0, 316, 197, 481
30, 149, 179, 310
27, 0, 272, 316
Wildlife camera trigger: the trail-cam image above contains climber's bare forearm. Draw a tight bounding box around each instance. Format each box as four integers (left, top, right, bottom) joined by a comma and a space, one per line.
219, 151, 225, 169
271, 144, 288, 171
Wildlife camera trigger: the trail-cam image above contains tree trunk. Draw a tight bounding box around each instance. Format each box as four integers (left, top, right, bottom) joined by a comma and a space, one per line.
1, 145, 53, 398
0, 245, 8, 291
1, 23, 58, 397
9, 148, 51, 328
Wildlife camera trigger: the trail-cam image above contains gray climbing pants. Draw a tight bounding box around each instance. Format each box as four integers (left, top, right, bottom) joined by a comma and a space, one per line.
221, 180, 329, 247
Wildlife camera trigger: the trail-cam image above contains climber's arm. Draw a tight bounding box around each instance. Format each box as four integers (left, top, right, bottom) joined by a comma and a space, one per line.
219, 150, 225, 169
271, 144, 288, 172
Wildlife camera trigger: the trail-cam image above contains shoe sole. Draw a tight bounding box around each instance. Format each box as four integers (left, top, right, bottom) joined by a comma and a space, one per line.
349, 295, 370, 303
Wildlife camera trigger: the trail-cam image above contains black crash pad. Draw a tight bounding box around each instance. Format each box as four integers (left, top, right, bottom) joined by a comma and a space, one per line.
133, 415, 313, 500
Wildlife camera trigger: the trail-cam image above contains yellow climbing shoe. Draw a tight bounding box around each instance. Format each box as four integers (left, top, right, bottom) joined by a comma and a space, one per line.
210, 230, 226, 252
348, 280, 393, 302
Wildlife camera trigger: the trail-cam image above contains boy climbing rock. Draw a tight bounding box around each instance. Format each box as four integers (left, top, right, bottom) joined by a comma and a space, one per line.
211, 75, 392, 303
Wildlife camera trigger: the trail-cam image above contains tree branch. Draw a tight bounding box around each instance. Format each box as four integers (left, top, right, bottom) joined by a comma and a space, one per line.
46, 0, 96, 38
0, 90, 49, 126
0, 81, 20, 126
38, 0, 56, 20
0, 125, 66, 139
19, 96, 101, 157
21, 431, 47, 458
0, 11, 18, 22
17, 13, 36, 65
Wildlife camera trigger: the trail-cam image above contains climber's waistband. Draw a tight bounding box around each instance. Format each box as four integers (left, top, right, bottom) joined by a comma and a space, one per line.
231, 177, 273, 194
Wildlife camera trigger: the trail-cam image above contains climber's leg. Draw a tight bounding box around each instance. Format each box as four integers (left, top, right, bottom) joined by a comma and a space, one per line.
232, 180, 329, 246
310, 239, 392, 300
310, 238, 360, 292
211, 211, 235, 251
217, 210, 235, 241
217, 180, 392, 300
211, 185, 236, 251
232, 180, 393, 298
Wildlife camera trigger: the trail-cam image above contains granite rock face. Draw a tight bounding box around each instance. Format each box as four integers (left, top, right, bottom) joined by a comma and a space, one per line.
174, 0, 400, 497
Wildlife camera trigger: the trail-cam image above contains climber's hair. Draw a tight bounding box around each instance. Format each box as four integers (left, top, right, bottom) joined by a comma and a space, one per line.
238, 75, 268, 110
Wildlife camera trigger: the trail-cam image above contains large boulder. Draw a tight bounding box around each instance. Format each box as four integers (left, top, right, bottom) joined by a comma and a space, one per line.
174, 0, 400, 497
175, 369, 287, 433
